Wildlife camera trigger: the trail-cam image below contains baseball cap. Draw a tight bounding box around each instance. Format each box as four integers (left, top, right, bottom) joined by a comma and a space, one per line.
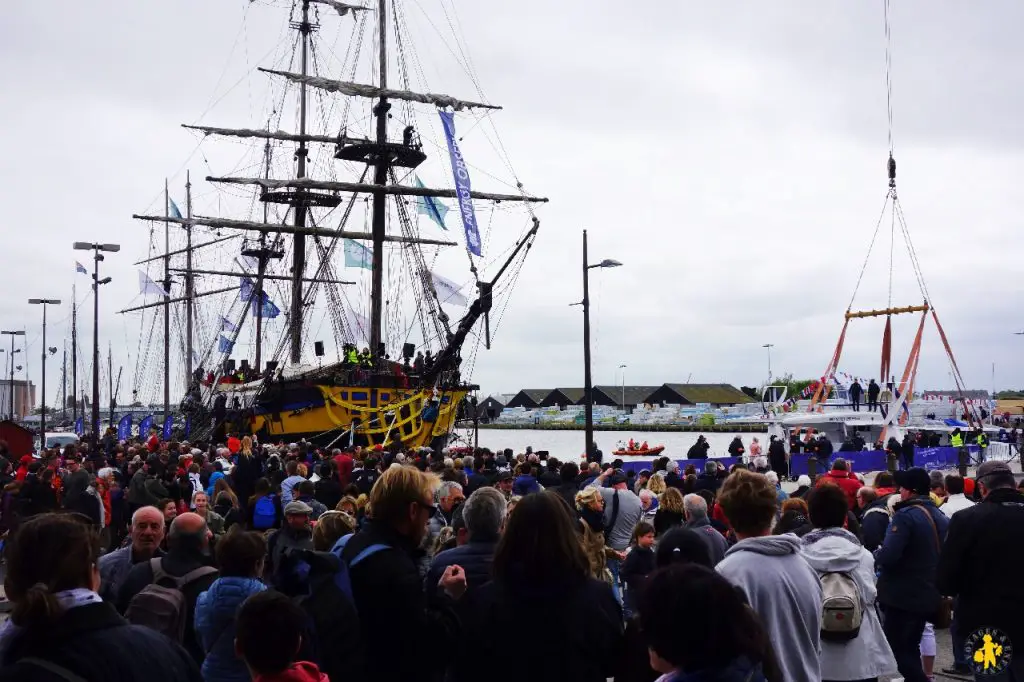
976, 460, 1013, 481
284, 500, 313, 516
893, 467, 930, 496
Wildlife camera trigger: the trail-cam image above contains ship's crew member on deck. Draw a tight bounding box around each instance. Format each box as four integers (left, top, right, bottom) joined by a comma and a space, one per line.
413, 351, 424, 375
879, 384, 894, 419
867, 379, 881, 412
849, 379, 863, 411
950, 428, 964, 448
424, 350, 434, 372
359, 347, 372, 369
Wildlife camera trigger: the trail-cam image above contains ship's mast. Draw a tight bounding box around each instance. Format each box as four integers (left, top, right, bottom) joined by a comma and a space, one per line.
71, 283, 77, 424
184, 172, 195, 383
256, 128, 272, 372
369, 0, 389, 356
288, 0, 312, 365
163, 179, 171, 419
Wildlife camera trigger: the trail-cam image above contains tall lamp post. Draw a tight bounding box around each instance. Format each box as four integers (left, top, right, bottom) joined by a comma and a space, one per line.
29, 299, 61, 450
618, 363, 627, 412
763, 343, 774, 383
1, 332, 25, 420
580, 229, 622, 460
74, 241, 119, 455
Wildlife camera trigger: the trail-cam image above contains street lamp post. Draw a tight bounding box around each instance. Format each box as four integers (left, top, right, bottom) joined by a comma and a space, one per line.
618, 363, 627, 413
763, 343, 774, 383
74, 241, 119, 455
581, 229, 622, 461
29, 299, 61, 451
1, 332, 25, 420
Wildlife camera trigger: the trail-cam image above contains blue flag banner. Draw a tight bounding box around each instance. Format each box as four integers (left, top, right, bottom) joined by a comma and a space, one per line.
74, 417, 84, 436
169, 198, 183, 220
75, 261, 87, 275
219, 335, 234, 353
117, 414, 132, 441
221, 316, 237, 332
414, 175, 448, 230
343, 239, 372, 270
240, 277, 255, 301
438, 111, 482, 256
138, 414, 154, 437
252, 297, 280, 319
162, 414, 174, 440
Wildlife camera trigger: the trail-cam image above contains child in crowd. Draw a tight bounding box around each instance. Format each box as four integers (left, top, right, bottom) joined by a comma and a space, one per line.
235, 591, 328, 682
620, 521, 657, 618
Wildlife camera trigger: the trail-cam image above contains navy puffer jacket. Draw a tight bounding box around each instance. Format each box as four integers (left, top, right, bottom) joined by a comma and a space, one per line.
195, 577, 267, 682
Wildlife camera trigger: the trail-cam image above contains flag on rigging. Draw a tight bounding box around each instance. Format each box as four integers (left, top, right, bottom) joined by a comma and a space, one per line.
252, 296, 281, 319
438, 111, 482, 256
414, 175, 449, 230
138, 270, 169, 297
344, 309, 370, 346
75, 262, 87, 275
221, 317, 237, 332
239, 278, 280, 318
218, 335, 234, 353
169, 198, 183, 220
343, 239, 372, 270
74, 417, 84, 436
430, 271, 469, 306
162, 414, 174, 440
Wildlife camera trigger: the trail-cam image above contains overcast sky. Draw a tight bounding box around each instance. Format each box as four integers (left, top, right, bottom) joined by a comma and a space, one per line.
2, 0, 1022, 410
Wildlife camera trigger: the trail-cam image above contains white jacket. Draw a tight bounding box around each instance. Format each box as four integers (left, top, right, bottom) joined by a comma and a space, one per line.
941, 493, 975, 518
800, 528, 898, 681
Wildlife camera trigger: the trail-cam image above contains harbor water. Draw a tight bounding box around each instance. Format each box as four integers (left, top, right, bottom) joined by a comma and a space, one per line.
459, 428, 756, 461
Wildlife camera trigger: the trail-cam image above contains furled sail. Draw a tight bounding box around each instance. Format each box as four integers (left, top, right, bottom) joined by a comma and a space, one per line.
260, 69, 502, 112
182, 124, 367, 145
204, 176, 548, 203
308, 0, 370, 16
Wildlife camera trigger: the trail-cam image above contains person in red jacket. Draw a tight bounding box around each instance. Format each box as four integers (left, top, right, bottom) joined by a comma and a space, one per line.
814, 458, 861, 509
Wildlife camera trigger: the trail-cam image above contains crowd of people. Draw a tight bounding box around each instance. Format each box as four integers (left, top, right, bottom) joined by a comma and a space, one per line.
0, 433, 1020, 682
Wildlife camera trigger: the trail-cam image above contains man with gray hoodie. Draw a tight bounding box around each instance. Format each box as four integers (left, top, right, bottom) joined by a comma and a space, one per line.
716, 469, 822, 682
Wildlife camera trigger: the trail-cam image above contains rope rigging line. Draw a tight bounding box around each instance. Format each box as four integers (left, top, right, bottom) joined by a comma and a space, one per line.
846, 191, 892, 312
884, 0, 895, 154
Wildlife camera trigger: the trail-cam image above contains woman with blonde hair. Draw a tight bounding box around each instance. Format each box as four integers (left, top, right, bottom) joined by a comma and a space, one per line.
575, 487, 617, 585
191, 490, 226, 536
232, 436, 262, 516
647, 473, 667, 496
654, 486, 685, 536
312, 510, 357, 551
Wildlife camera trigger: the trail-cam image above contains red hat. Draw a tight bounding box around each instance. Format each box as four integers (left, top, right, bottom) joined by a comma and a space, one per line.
963, 478, 976, 496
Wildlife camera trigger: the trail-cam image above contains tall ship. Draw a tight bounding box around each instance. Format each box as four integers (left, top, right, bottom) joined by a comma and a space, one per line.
126, 0, 546, 449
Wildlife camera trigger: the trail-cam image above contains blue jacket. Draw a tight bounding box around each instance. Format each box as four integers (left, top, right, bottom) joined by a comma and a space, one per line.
205, 471, 225, 498
426, 539, 498, 602
860, 497, 892, 552
195, 577, 267, 682
665, 656, 768, 682
512, 474, 541, 496
875, 496, 949, 614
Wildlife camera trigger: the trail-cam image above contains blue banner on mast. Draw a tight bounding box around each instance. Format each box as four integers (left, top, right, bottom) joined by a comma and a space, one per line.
162, 415, 174, 440
138, 415, 154, 438
438, 111, 482, 256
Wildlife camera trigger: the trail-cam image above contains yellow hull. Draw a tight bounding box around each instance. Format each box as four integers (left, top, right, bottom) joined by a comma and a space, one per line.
251, 384, 468, 449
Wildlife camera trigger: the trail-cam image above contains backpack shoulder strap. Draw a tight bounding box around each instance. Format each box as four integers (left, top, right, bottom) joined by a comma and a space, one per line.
175, 565, 219, 589
607, 490, 621, 531
18, 658, 87, 682
149, 557, 168, 584
350, 543, 390, 568
330, 533, 355, 556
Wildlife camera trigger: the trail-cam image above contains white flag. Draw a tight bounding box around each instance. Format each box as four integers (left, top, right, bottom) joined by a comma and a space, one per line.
344, 309, 370, 346
138, 270, 169, 297
430, 271, 468, 306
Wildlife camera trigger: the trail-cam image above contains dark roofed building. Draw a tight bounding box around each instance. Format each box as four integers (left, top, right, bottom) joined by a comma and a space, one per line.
539, 388, 586, 408
591, 386, 660, 409
505, 389, 551, 409
646, 383, 753, 407
476, 396, 505, 422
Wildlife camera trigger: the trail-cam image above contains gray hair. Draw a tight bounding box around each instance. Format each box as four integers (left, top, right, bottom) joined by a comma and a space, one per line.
462, 487, 507, 539
435, 480, 463, 502
131, 505, 164, 527
639, 489, 655, 504
683, 493, 708, 520
704, 460, 718, 475
463, 455, 475, 471
753, 456, 768, 470
765, 471, 779, 486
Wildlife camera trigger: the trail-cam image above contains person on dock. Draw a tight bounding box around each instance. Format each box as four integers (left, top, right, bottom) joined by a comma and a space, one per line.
687, 435, 710, 460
